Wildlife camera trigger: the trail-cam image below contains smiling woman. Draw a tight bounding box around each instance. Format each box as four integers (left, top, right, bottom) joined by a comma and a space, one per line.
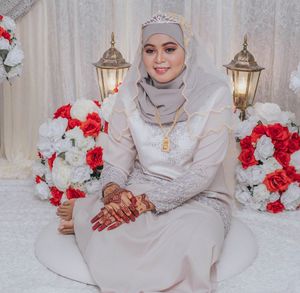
56, 12, 235, 293
142, 34, 185, 83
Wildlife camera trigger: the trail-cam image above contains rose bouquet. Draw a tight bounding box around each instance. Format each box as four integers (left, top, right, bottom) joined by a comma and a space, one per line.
235, 102, 300, 213
33, 98, 110, 206
0, 15, 24, 83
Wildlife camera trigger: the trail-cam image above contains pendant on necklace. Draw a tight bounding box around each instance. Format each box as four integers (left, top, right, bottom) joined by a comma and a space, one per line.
162, 137, 170, 152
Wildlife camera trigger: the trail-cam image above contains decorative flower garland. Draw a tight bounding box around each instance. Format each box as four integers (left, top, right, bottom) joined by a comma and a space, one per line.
235, 103, 300, 213
0, 15, 24, 83
33, 95, 118, 206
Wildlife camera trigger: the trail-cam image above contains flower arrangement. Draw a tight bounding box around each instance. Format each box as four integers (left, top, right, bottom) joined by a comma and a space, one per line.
235, 102, 300, 213
0, 15, 24, 83
33, 98, 110, 206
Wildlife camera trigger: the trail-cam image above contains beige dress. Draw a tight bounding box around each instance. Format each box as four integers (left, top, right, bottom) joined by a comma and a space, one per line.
73, 84, 234, 293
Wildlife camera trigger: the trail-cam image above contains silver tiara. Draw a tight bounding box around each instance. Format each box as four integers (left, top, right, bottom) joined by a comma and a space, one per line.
142, 13, 179, 27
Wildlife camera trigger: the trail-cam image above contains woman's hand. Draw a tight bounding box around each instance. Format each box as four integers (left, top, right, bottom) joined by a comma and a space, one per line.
91, 205, 124, 231
135, 194, 156, 214
102, 183, 139, 222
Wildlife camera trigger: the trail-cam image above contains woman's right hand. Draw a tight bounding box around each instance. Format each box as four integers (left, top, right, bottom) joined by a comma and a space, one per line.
102, 183, 140, 222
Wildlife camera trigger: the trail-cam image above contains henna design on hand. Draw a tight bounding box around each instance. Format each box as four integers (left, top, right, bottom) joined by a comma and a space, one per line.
141, 194, 152, 209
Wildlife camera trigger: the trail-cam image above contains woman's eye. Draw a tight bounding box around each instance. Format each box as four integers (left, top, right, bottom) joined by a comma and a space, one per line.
145, 49, 154, 54
165, 47, 176, 53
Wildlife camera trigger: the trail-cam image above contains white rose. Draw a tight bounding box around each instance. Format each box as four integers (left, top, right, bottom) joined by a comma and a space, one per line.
52, 157, 72, 191
234, 116, 258, 139
65, 127, 95, 151
246, 165, 266, 186
37, 136, 55, 158
236, 165, 248, 184
70, 99, 99, 121
85, 179, 102, 195
280, 111, 296, 124
289, 63, 300, 95
39, 117, 68, 142
77, 136, 95, 152
7, 63, 22, 80
70, 165, 92, 184
252, 184, 270, 203
263, 157, 282, 174
45, 166, 53, 186
254, 102, 283, 123
0, 38, 10, 50
254, 135, 275, 161
290, 150, 300, 172
4, 45, 24, 67
281, 183, 300, 210
32, 161, 47, 177
235, 185, 252, 205
98, 93, 117, 122
2, 16, 16, 31
53, 137, 72, 154
65, 147, 86, 167
35, 182, 50, 200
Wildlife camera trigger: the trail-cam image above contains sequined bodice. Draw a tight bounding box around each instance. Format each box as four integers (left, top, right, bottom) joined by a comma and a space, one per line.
128, 109, 198, 180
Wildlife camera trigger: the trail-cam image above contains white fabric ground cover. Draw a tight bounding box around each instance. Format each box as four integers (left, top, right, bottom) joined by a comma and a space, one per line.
0, 179, 300, 293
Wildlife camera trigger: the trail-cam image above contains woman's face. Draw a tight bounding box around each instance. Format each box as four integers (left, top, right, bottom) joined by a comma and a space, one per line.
142, 34, 185, 83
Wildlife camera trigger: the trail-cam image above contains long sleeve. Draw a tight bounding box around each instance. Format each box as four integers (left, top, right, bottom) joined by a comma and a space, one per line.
100, 162, 128, 189
100, 97, 137, 190
146, 127, 229, 214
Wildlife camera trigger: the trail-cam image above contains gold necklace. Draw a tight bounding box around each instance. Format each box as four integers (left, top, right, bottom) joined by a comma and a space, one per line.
154, 106, 183, 152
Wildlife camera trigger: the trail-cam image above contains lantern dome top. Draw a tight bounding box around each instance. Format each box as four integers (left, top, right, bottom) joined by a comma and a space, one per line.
94, 32, 130, 69
224, 35, 264, 72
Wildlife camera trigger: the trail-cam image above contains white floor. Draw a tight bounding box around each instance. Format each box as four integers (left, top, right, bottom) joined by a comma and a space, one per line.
1, 179, 300, 293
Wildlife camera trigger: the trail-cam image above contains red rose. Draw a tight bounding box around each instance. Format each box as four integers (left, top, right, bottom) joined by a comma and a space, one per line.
66, 187, 86, 200
238, 147, 258, 169
104, 121, 109, 134
53, 104, 71, 119
251, 124, 266, 143
274, 139, 289, 152
0, 15, 3, 21
67, 118, 81, 130
37, 151, 43, 159
48, 153, 56, 171
263, 169, 292, 192
240, 136, 252, 149
87, 112, 101, 123
283, 166, 300, 182
288, 133, 300, 153
94, 100, 101, 107
266, 200, 285, 213
80, 118, 101, 137
274, 151, 290, 168
86, 147, 103, 169
49, 186, 63, 206
2, 31, 11, 41
35, 175, 44, 184
266, 123, 290, 141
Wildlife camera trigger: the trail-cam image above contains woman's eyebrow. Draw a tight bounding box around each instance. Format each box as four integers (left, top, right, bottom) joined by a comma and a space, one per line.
143, 42, 178, 48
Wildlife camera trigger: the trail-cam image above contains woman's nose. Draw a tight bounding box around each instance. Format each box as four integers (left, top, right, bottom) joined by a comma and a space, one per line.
155, 51, 164, 63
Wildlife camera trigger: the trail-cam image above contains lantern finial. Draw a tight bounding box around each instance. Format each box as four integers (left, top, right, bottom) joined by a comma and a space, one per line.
243, 35, 248, 52
111, 32, 115, 48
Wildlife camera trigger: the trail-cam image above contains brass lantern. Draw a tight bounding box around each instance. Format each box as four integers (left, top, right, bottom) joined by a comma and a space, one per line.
224, 35, 264, 120
94, 32, 130, 101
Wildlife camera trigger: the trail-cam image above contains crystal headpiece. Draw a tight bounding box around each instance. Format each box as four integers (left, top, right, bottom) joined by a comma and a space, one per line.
142, 13, 179, 28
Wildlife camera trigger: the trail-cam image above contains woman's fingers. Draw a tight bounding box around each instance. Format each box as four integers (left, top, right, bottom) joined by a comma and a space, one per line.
98, 218, 113, 232
120, 203, 136, 222
128, 203, 139, 217
107, 221, 123, 230
116, 208, 130, 223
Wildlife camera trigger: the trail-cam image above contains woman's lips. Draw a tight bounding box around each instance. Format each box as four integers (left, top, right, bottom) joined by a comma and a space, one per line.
154, 67, 169, 74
